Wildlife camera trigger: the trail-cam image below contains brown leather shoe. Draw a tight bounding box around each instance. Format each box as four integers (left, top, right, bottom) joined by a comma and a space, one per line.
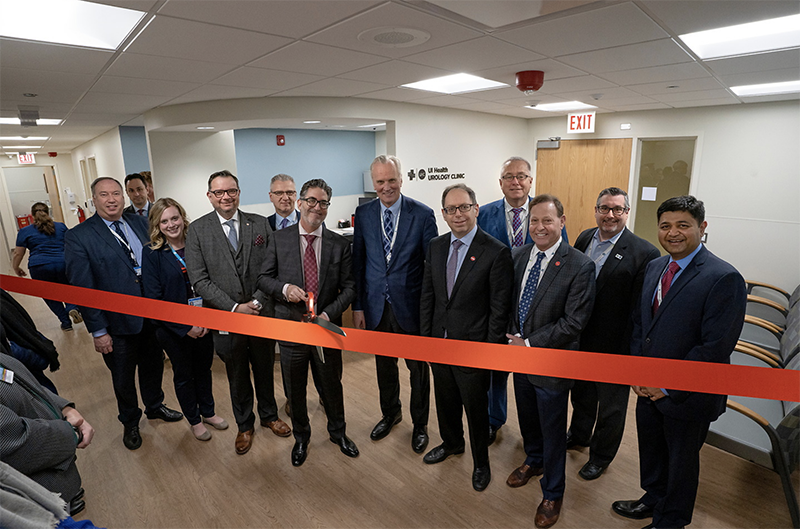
506, 463, 544, 488
262, 418, 291, 437
535, 498, 563, 528
235, 428, 254, 455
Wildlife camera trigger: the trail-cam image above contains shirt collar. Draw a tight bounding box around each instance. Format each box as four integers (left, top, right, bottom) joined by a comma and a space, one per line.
299, 223, 323, 237
380, 195, 403, 217
216, 210, 239, 225
670, 242, 703, 269
277, 210, 297, 222
504, 197, 529, 214
593, 226, 626, 245
450, 224, 478, 247
534, 237, 562, 260
101, 216, 125, 228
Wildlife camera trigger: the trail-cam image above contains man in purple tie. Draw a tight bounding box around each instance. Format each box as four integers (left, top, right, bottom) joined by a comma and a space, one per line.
267, 174, 301, 231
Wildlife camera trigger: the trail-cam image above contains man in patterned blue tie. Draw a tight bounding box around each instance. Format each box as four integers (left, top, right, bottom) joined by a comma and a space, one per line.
267, 174, 301, 231
505, 194, 596, 528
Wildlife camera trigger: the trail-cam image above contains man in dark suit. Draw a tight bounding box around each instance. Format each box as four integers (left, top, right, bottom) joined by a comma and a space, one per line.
123, 173, 152, 217
506, 194, 595, 528
185, 170, 290, 456
353, 155, 437, 453
477, 156, 568, 444
567, 187, 660, 481
612, 195, 746, 529
65, 177, 182, 450
267, 173, 301, 231
420, 183, 513, 492
258, 178, 358, 467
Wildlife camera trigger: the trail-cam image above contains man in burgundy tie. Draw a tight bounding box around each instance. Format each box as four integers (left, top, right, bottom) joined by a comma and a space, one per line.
123, 173, 152, 217
258, 178, 358, 467
612, 195, 746, 529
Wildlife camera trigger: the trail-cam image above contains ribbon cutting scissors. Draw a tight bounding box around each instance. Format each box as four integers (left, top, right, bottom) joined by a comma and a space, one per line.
303, 292, 347, 363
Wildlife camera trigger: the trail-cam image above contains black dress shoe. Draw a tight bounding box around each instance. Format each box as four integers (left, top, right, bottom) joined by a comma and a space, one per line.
69, 498, 86, 516
330, 435, 359, 458
146, 404, 183, 422
123, 425, 142, 450
472, 465, 491, 491
423, 443, 465, 464
566, 431, 589, 449
488, 425, 500, 446
370, 413, 402, 441
612, 499, 654, 520
292, 440, 309, 467
412, 425, 429, 454
579, 460, 608, 480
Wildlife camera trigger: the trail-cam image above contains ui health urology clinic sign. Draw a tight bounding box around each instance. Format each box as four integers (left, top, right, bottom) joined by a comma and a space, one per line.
567, 111, 596, 134
17, 153, 35, 164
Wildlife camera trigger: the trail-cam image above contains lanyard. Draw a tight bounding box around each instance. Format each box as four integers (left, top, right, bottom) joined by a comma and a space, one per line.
168, 244, 195, 297
381, 208, 400, 264
109, 223, 139, 267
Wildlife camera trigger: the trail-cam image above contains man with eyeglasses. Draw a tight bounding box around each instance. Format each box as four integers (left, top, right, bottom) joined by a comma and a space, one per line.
267, 173, 301, 231
186, 170, 291, 456
353, 155, 437, 455
258, 179, 358, 467
477, 157, 569, 446
566, 188, 660, 482
420, 183, 513, 492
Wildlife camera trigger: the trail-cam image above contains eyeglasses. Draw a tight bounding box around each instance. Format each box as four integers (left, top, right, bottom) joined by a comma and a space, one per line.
209, 188, 240, 198
270, 190, 296, 197
596, 205, 629, 216
500, 174, 531, 182
442, 204, 476, 215
300, 197, 331, 209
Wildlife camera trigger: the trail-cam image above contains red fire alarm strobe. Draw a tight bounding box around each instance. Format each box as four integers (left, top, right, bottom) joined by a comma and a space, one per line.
277, 135, 285, 146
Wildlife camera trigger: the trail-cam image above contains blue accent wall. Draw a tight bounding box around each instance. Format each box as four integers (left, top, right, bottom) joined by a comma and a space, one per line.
119, 126, 150, 174
233, 128, 374, 203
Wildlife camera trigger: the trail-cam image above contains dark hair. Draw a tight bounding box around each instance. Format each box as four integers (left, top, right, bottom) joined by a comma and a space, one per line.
300, 178, 332, 200
148, 198, 190, 249
30, 202, 55, 236
441, 183, 476, 207
530, 193, 564, 217
597, 187, 630, 209
208, 170, 239, 190
90, 177, 123, 196
657, 195, 705, 224
124, 173, 146, 188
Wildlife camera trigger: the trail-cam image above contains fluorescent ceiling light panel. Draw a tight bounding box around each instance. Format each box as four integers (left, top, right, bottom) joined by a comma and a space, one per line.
0, 136, 49, 141
0, 118, 62, 125
303, 120, 321, 124
680, 14, 800, 59
527, 101, 597, 112
402, 73, 507, 94
0, 0, 145, 50
731, 79, 800, 97
2, 145, 43, 149
196, 126, 215, 130
358, 123, 386, 128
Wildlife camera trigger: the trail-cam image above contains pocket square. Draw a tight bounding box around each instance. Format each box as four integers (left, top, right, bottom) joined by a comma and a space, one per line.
254, 234, 265, 246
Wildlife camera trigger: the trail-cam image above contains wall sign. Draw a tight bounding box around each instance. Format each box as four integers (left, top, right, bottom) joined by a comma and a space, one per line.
567, 111, 595, 134
407, 166, 466, 182
18, 153, 36, 164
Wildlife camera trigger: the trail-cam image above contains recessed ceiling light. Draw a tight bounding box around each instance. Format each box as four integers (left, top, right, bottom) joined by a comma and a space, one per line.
680, 13, 800, 60
0, 136, 49, 141
731, 79, 800, 97
303, 120, 321, 124
402, 73, 508, 94
0, 0, 146, 50
196, 126, 215, 130
526, 101, 598, 112
2, 145, 43, 149
0, 118, 62, 125
357, 123, 386, 128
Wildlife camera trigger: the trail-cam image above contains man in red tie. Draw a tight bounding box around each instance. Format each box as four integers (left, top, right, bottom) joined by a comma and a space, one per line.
612, 195, 746, 529
257, 179, 358, 467
123, 173, 152, 217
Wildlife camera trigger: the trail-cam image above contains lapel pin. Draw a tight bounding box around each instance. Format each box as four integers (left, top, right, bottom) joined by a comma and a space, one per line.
555, 261, 561, 266
470, 256, 476, 261
615, 254, 623, 260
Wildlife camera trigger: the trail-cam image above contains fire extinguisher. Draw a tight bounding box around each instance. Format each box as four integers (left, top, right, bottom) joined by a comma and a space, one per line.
76, 205, 86, 223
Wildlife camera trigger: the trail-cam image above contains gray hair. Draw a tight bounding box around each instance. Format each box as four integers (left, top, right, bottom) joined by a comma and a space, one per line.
501, 156, 531, 173
270, 173, 295, 186
370, 155, 401, 178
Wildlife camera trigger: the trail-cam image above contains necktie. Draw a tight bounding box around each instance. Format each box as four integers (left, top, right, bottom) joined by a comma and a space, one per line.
303, 234, 318, 297
446, 239, 464, 298
280, 217, 289, 230
383, 209, 394, 264
137, 209, 145, 216
518, 251, 545, 330
511, 207, 524, 247
653, 261, 681, 314
225, 220, 238, 251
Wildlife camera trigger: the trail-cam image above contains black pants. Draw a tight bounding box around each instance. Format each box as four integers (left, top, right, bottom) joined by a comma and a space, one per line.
213, 332, 278, 432
279, 341, 345, 443
568, 379, 630, 465
155, 327, 215, 425
374, 302, 430, 427
103, 322, 165, 427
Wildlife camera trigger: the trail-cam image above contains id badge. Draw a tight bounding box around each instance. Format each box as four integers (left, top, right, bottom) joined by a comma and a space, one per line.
188, 297, 203, 307
1, 367, 14, 384
134, 266, 142, 276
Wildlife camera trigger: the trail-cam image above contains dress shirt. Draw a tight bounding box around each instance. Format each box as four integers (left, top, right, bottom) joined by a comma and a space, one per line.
584, 227, 626, 277
276, 211, 299, 230
651, 242, 703, 305
519, 237, 562, 305
448, 224, 478, 280
282, 224, 326, 318
380, 195, 403, 257
504, 198, 529, 246
216, 210, 240, 241
134, 202, 151, 217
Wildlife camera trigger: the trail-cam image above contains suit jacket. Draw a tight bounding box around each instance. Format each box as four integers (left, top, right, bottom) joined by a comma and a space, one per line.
123, 202, 152, 216
510, 241, 596, 390
574, 227, 660, 354
142, 244, 194, 337
185, 210, 273, 316
477, 196, 569, 247
420, 227, 512, 345
64, 212, 150, 335
257, 224, 355, 326
631, 245, 746, 422
267, 210, 301, 231
353, 195, 437, 333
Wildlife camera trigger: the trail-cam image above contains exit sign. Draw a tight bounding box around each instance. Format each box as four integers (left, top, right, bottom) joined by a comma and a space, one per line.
567, 111, 595, 134
18, 153, 36, 164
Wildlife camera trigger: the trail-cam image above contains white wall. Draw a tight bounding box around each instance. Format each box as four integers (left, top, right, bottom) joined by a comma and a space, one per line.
70, 127, 126, 209
528, 100, 800, 291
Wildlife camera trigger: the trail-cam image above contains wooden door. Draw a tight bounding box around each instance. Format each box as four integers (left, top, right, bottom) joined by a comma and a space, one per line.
43, 166, 64, 222
536, 138, 632, 243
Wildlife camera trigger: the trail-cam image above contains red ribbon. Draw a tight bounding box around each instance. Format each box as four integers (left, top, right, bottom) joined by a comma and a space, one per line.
2, 275, 797, 403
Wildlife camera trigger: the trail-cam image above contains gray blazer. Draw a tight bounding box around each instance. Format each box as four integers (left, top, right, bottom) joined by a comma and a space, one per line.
185, 210, 274, 316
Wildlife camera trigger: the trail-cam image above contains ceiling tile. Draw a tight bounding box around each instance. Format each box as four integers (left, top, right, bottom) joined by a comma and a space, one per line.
600, 62, 710, 85
600, 101, 672, 111
559, 39, 694, 74
629, 77, 726, 95
719, 68, 800, 88
249, 41, 386, 76
477, 59, 587, 86
495, 3, 668, 57
537, 75, 617, 94
165, 85, 275, 105
123, 16, 292, 64
403, 36, 542, 72
274, 77, 389, 97
359, 87, 439, 102
212, 67, 323, 91
2, 68, 97, 95
76, 92, 173, 113
337, 60, 454, 86
91, 76, 200, 96
106, 53, 236, 83
653, 89, 737, 103
668, 98, 741, 108
559, 86, 644, 102
0, 38, 113, 75
705, 49, 800, 77
640, 0, 800, 35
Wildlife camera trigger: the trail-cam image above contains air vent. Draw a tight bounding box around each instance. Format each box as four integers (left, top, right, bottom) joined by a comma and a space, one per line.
358, 27, 430, 48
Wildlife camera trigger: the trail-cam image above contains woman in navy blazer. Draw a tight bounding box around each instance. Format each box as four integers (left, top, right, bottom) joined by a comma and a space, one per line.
142, 198, 228, 441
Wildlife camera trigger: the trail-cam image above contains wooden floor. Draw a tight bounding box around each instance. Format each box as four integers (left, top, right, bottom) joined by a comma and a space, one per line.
9, 292, 796, 529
